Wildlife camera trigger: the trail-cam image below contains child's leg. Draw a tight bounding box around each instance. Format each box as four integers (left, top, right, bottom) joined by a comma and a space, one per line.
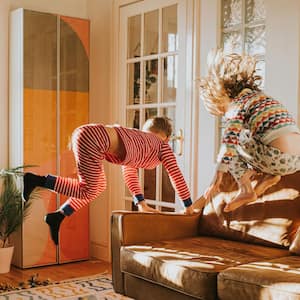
254, 174, 281, 196
50, 125, 110, 212
24, 125, 110, 244
224, 161, 257, 212
24, 125, 110, 206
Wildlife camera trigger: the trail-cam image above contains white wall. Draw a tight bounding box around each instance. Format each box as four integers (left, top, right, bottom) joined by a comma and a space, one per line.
0, 0, 112, 261
196, 0, 220, 196
265, 0, 300, 122
0, 0, 10, 169
86, 0, 112, 262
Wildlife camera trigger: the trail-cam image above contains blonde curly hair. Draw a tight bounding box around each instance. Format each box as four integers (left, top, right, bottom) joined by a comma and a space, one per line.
199, 49, 262, 116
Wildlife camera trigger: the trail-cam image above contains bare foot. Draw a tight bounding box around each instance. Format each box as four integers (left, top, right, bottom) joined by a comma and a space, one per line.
224, 191, 257, 212
137, 201, 160, 213
192, 197, 208, 213
254, 174, 281, 196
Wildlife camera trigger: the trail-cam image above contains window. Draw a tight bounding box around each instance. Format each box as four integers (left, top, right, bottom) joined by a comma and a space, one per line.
216, 0, 266, 157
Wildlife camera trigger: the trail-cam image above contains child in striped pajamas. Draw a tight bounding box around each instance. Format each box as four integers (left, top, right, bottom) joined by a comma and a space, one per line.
199, 49, 300, 212
23, 117, 194, 245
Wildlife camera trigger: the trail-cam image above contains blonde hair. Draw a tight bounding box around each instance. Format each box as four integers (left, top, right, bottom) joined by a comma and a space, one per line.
143, 116, 173, 138
198, 49, 262, 116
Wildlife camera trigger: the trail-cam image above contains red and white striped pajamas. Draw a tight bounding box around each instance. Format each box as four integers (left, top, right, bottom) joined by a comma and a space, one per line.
53, 124, 191, 213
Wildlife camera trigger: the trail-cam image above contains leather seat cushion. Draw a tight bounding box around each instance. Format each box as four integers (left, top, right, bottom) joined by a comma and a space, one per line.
120, 236, 288, 299
218, 256, 300, 300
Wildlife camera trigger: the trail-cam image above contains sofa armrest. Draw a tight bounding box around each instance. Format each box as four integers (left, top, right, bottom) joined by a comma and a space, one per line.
111, 211, 201, 293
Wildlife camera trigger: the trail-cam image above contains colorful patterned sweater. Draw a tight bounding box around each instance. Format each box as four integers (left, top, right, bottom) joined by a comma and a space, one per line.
217, 89, 299, 172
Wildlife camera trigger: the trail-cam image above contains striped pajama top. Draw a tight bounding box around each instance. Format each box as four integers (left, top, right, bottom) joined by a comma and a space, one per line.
105, 126, 192, 207
218, 89, 300, 172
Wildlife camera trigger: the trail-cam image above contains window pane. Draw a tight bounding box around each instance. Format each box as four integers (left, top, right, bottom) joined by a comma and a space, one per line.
245, 25, 266, 55
127, 109, 140, 129
127, 62, 140, 105
144, 10, 158, 56
256, 59, 265, 88
223, 0, 242, 28
162, 106, 176, 151
223, 30, 242, 53
162, 5, 178, 52
246, 0, 266, 24
128, 15, 141, 58
162, 55, 177, 103
162, 107, 175, 127
161, 206, 175, 212
145, 108, 158, 121
161, 166, 175, 204
144, 169, 156, 200
144, 59, 158, 103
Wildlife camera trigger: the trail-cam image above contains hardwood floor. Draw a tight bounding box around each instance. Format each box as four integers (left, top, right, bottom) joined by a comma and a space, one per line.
0, 259, 111, 288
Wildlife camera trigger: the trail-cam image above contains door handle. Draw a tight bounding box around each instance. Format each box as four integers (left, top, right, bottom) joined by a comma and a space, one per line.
172, 129, 184, 156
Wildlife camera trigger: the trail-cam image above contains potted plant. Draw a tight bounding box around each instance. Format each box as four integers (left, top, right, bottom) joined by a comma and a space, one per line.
0, 167, 31, 273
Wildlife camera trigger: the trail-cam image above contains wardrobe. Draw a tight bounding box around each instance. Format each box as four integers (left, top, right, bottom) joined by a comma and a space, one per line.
9, 8, 90, 267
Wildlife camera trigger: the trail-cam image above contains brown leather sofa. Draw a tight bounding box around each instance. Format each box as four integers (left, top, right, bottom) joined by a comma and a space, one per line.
111, 172, 300, 299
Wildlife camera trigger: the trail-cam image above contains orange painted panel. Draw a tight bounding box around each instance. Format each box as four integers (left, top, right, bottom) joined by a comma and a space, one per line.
60, 16, 90, 57
23, 88, 57, 266
59, 90, 89, 262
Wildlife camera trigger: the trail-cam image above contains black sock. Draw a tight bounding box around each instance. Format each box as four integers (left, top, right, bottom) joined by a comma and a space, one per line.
23, 173, 46, 201
44, 211, 65, 245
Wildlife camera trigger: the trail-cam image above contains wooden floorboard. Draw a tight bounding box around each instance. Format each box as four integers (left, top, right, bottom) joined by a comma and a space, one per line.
0, 259, 111, 287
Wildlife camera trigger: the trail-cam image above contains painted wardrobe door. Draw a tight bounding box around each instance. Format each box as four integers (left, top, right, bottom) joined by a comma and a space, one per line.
58, 16, 90, 262
23, 10, 57, 266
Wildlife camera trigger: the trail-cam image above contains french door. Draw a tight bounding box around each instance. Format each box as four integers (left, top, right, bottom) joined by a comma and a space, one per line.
119, 0, 193, 212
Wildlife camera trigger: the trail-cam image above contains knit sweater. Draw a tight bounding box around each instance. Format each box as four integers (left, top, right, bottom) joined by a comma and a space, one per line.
217, 89, 299, 172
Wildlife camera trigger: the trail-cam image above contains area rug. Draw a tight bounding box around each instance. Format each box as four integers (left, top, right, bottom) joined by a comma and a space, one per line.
0, 273, 133, 299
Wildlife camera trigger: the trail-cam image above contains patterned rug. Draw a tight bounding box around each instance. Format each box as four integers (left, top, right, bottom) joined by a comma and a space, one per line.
0, 274, 133, 299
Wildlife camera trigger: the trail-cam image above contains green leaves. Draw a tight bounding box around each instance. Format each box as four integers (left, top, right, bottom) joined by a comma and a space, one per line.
0, 168, 32, 248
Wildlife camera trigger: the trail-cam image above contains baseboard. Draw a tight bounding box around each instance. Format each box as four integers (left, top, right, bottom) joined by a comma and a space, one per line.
90, 242, 110, 262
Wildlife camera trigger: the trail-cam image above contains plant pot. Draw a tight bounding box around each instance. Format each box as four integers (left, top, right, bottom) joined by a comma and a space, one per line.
0, 246, 14, 273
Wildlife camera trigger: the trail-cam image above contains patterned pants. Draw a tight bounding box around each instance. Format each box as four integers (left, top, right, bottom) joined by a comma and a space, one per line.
229, 130, 300, 181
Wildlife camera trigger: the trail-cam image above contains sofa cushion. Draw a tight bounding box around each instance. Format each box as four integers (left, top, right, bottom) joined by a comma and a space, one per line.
218, 256, 300, 300
198, 171, 300, 249
120, 236, 288, 300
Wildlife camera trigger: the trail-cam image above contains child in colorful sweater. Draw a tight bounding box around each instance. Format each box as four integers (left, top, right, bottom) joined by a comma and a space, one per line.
199, 49, 300, 212
23, 117, 194, 245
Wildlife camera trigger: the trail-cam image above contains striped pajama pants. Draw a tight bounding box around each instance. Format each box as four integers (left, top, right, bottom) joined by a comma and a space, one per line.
54, 124, 110, 212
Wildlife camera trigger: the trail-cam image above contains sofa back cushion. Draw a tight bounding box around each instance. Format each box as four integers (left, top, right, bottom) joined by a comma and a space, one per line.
198, 171, 300, 249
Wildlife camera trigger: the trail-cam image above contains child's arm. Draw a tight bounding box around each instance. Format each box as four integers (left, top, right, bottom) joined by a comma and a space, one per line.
204, 170, 224, 200
217, 106, 246, 172
160, 144, 193, 213
122, 166, 159, 213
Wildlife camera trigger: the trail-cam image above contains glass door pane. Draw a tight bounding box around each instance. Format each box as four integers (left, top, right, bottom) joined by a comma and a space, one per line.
144, 10, 159, 56
128, 15, 141, 58
145, 59, 158, 103
162, 5, 178, 52
128, 62, 141, 105
162, 55, 177, 103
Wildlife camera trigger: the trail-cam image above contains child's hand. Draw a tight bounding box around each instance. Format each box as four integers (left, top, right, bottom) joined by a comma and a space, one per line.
192, 197, 208, 212
204, 170, 224, 200
183, 206, 194, 215
137, 201, 160, 213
